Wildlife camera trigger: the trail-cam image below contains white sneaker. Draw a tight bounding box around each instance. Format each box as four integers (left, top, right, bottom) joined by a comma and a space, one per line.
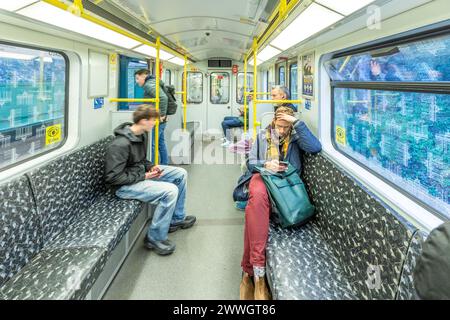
221, 137, 227, 142
221, 141, 231, 147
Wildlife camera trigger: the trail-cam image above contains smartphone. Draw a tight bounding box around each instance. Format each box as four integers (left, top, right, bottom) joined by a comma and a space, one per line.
279, 161, 289, 168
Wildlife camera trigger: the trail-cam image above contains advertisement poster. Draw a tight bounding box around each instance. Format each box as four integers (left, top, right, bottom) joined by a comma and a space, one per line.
302, 52, 315, 97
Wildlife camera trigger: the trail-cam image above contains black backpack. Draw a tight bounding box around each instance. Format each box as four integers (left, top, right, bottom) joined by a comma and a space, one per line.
160, 82, 178, 115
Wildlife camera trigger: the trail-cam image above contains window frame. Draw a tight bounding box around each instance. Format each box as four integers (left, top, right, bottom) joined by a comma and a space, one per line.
328, 28, 450, 221
183, 71, 203, 104
164, 69, 172, 85
0, 40, 70, 173
236, 72, 254, 104
210, 72, 230, 105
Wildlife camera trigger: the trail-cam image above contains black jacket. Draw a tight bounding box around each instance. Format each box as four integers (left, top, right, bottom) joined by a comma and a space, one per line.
104, 123, 153, 187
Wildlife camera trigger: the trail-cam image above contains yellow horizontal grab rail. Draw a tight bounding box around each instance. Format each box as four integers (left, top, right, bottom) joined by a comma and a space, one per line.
255, 99, 303, 104
245, 92, 271, 95
255, 121, 261, 127
175, 91, 186, 95
109, 98, 159, 103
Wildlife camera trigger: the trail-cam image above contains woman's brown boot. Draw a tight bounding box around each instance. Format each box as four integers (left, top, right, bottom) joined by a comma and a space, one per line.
239, 273, 255, 300
254, 276, 271, 300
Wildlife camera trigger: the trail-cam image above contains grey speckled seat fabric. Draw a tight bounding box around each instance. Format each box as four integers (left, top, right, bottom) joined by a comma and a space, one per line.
1, 136, 145, 300
0, 247, 106, 300
267, 222, 358, 300
266, 153, 424, 300
0, 176, 42, 288
46, 192, 142, 254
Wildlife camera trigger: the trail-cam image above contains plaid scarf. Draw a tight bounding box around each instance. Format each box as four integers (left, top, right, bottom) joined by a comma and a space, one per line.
266, 126, 291, 161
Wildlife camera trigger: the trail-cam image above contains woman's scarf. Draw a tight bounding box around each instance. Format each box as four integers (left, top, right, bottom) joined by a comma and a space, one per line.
266, 124, 291, 161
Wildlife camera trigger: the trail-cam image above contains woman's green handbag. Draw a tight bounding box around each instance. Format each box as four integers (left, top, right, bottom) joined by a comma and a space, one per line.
255, 164, 315, 229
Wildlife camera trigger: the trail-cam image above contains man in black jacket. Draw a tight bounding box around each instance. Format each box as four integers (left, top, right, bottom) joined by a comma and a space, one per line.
105, 105, 196, 256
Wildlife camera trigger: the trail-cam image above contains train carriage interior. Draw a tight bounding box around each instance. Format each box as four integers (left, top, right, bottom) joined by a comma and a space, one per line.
0, 0, 449, 302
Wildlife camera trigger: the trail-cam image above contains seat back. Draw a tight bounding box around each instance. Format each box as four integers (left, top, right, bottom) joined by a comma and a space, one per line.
27, 136, 114, 244
0, 176, 42, 287
301, 153, 420, 300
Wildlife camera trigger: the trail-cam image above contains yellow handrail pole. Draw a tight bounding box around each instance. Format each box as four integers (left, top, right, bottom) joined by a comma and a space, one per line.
252, 38, 258, 140
245, 0, 301, 59
154, 37, 161, 165
183, 55, 188, 132
244, 55, 248, 134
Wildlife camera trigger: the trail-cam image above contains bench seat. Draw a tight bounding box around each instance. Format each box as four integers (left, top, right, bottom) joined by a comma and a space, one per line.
44, 192, 142, 254
266, 153, 424, 300
0, 136, 147, 300
0, 247, 106, 300
267, 221, 357, 300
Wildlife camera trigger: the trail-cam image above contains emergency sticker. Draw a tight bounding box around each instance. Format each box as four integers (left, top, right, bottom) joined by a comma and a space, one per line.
336, 126, 346, 146
46, 124, 62, 146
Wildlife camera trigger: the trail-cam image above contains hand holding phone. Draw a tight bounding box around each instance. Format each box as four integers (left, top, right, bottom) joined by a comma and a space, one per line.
278, 161, 289, 172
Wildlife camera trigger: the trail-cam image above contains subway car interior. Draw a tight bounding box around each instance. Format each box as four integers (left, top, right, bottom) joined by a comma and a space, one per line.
0, 0, 449, 302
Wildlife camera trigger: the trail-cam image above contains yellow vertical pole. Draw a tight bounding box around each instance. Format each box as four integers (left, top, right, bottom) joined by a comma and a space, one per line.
244, 55, 248, 134
154, 37, 161, 165
183, 55, 187, 132
252, 38, 258, 140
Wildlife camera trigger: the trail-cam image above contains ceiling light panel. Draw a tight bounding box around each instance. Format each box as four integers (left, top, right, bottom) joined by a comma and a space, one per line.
257, 46, 281, 62
270, 3, 344, 51
168, 57, 186, 66
17, 2, 141, 49
133, 45, 174, 60
0, 0, 37, 12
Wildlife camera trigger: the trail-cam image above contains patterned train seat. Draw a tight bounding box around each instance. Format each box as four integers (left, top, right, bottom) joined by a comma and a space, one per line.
266, 153, 424, 300
0, 136, 145, 300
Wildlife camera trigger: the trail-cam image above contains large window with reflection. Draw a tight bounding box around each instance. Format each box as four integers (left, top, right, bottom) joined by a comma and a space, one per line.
236, 72, 253, 104
183, 72, 203, 104
210, 72, 230, 104
325, 30, 450, 219
0, 42, 68, 171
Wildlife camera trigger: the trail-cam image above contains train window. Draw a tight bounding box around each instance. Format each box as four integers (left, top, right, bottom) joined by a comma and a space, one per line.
326, 32, 450, 219
278, 66, 286, 86
289, 63, 298, 109
210, 72, 230, 104
163, 69, 171, 85
262, 70, 269, 100
183, 72, 203, 104
236, 72, 253, 104
324, 34, 450, 82
0, 42, 68, 172
118, 55, 148, 110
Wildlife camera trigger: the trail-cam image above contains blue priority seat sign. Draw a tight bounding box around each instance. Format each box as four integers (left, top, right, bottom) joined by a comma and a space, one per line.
94, 97, 105, 109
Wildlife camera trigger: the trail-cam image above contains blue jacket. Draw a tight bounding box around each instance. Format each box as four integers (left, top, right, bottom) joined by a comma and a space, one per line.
247, 120, 322, 174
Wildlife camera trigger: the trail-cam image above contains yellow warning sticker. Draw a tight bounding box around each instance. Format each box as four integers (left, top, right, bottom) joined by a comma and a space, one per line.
336, 126, 346, 146
46, 124, 62, 146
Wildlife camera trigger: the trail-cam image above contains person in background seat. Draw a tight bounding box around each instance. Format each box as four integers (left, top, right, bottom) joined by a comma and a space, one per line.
104, 105, 196, 256
135, 69, 170, 165
220, 106, 249, 147
271, 85, 297, 112
240, 107, 322, 300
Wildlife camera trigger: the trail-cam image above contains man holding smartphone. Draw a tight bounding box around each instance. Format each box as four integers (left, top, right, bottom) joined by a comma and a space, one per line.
104, 105, 196, 256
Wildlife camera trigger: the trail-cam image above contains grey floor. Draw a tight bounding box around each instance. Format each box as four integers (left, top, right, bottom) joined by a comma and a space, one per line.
103, 140, 245, 300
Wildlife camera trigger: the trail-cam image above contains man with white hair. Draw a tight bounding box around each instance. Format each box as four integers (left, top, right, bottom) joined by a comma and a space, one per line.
271, 85, 297, 112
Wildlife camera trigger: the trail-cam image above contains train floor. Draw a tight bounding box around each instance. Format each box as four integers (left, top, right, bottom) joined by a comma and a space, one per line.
103, 140, 245, 300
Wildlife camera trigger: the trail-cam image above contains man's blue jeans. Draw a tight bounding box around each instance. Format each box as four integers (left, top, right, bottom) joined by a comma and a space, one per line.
115, 166, 187, 241
222, 117, 243, 141
152, 121, 169, 165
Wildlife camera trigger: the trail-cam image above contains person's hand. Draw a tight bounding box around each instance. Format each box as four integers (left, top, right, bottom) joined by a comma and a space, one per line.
145, 166, 164, 179
264, 160, 284, 172
370, 60, 381, 76
277, 113, 298, 124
